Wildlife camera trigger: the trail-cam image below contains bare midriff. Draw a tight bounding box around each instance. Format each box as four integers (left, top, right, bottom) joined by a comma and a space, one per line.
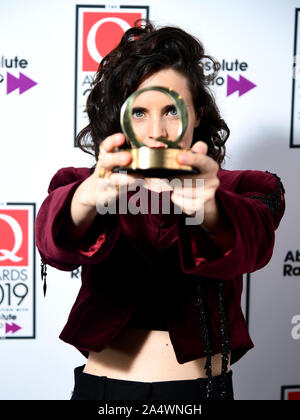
83, 327, 231, 381
84, 182, 230, 381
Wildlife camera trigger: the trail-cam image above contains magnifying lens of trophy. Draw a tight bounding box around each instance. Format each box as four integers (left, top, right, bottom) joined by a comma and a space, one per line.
114, 86, 199, 177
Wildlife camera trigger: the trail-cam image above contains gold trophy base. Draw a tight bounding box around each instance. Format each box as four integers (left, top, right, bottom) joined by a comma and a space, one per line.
113, 146, 198, 177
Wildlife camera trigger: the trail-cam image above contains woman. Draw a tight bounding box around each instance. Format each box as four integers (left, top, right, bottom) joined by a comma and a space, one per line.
35, 21, 285, 400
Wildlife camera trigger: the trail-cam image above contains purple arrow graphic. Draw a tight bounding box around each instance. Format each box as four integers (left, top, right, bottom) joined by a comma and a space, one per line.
227, 74, 256, 97
5, 322, 22, 334
7, 72, 37, 95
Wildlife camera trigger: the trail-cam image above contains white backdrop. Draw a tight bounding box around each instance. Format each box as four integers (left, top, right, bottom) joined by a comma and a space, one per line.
0, 0, 299, 400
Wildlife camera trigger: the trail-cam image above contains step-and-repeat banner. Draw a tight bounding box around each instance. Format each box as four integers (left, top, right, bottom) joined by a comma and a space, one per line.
1, 0, 299, 400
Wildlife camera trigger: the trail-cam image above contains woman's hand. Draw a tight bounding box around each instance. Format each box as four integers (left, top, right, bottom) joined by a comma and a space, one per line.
170, 141, 222, 230
67, 133, 140, 241
78, 133, 140, 209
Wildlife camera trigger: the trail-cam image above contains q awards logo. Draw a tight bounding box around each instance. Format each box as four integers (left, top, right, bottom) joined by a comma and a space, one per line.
74, 4, 149, 144
0, 204, 36, 339
290, 8, 300, 147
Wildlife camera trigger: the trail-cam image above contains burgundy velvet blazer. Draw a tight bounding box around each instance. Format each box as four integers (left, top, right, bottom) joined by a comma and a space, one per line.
35, 167, 285, 365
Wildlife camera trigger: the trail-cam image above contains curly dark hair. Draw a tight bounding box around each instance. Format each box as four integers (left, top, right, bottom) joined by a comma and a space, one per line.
77, 20, 229, 166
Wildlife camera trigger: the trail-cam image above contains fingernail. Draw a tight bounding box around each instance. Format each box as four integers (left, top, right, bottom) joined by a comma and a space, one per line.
179, 153, 188, 163
121, 154, 129, 163
115, 135, 124, 144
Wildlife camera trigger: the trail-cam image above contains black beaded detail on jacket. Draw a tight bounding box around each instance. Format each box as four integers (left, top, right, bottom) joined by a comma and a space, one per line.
217, 280, 231, 399
248, 171, 285, 226
194, 278, 231, 400
195, 279, 213, 399
41, 260, 47, 297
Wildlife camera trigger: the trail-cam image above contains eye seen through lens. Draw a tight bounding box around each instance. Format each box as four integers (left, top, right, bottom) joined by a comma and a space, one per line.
131, 90, 180, 147
120, 86, 189, 149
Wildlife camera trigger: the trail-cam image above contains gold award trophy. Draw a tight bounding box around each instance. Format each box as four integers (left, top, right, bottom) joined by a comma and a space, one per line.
115, 86, 199, 177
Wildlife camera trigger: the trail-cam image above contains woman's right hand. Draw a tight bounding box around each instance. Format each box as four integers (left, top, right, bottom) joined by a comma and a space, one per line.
68, 133, 140, 241
80, 133, 140, 208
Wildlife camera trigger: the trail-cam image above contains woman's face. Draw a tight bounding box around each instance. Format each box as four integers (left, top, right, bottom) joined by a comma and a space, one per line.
132, 69, 200, 149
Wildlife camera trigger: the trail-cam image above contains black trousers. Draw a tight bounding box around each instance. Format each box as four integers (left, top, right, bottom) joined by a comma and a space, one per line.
70, 365, 234, 400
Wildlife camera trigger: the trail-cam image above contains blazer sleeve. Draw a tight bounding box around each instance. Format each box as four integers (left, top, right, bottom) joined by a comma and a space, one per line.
177, 170, 285, 279
35, 167, 120, 271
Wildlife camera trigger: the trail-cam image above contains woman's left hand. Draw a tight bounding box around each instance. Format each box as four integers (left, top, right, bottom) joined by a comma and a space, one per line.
170, 141, 222, 230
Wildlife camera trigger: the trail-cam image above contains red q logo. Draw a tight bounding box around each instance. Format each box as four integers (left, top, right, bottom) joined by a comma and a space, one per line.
0, 209, 28, 266
82, 12, 142, 71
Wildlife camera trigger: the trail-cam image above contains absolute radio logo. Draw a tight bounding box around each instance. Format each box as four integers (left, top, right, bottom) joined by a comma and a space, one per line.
204, 58, 256, 97
0, 56, 37, 95
74, 4, 149, 143
283, 250, 300, 276
0, 203, 36, 339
